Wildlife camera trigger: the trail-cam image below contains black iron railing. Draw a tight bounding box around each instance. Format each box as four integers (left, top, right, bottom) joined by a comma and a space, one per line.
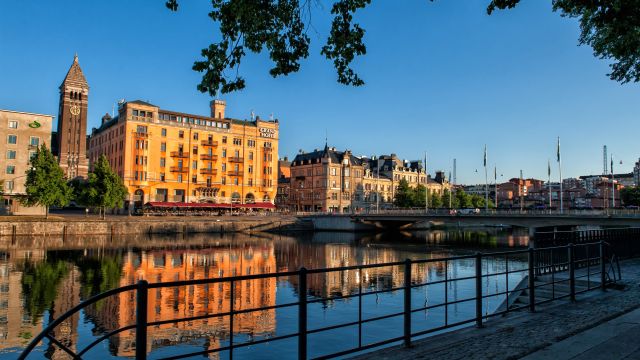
19, 242, 619, 360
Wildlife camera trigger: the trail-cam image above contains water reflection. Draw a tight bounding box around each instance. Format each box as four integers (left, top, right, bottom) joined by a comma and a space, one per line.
0, 228, 529, 359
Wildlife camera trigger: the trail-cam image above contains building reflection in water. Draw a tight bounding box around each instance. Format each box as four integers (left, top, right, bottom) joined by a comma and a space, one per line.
0, 228, 528, 359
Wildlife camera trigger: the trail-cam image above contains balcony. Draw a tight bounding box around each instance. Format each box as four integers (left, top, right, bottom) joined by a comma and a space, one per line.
262, 146, 273, 152
201, 140, 218, 147
200, 154, 218, 161
227, 170, 243, 177
200, 168, 217, 175
170, 166, 189, 173
132, 131, 149, 138
228, 156, 244, 163
170, 151, 189, 158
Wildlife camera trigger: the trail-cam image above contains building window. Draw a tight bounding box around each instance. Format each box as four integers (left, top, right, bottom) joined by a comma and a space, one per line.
331, 193, 338, 200
160, 158, 166, 167
249, 152, 253, 160
192, 160, 198, 169
192, 146, 198, 155
248, 165, 253, 173
248, 178, 253, 186
179, 130, 184, 139
29, 151, 36, 159
234, 178, 239, 185
234, 150, 240, 157
177, 174, 183, 183
160, 173, 165, 182
29, 136, 40, 147
161, 142, 166, 152
5, 181, 14, 191
222, 149, 227, 158
6, 165, 15, 174
222, 163, 226, 171
222, 136, 227, 144
6, 150, 16, 160
161, 128, 167, 137
222, 177, 226, 185
193, 132, 199, 140
330, 168, 337, 176
7, 135, 17, 144
233, 138, 242, 145
8, 121, 17, 129
192, 175, 197, 183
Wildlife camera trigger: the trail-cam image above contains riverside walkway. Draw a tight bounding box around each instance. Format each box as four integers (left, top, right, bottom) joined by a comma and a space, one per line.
355, 258, 640, 360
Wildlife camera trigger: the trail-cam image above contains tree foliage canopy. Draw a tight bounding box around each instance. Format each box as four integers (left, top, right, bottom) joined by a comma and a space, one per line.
22, 145, 71, 216
166, 0, 640, 95
621, 186, 640, 207
82, 155, 128, 214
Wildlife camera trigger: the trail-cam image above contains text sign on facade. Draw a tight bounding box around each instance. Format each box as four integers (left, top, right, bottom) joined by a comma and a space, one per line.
259, 128, 276, 138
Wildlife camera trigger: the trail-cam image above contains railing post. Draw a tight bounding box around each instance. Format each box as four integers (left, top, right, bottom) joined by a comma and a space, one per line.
298, 268, 308, 360
135, 280, 148, 360
528, 248, 535, 312
569, 243, 576, 301
475, 253, 483, 328
600, 241, 607, 291
404, 259, 412, 347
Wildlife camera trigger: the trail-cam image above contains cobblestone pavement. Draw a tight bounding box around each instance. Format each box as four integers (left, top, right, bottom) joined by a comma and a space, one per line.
353, 258, 640, 360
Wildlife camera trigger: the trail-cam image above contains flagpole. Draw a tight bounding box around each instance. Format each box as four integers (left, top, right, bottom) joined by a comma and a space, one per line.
425, 151, 428, 214
611, 155, 615, 208
548, 159, 552, 215
494, 165, 497, 212
558, 137, 563, 214
484, 145, 488, 213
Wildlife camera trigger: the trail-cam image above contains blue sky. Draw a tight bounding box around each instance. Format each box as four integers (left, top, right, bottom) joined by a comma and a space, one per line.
1, 1, 638, 184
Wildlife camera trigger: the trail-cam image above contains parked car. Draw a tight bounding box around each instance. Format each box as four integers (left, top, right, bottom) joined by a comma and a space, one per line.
458, 208, 480, 215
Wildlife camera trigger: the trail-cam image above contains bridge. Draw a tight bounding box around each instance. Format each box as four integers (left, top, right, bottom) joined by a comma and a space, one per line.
307, 211, 640, 233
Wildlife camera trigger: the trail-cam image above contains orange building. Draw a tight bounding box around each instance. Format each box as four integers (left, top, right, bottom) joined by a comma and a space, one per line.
85, 247, 277, 357
87, 100, 279, 209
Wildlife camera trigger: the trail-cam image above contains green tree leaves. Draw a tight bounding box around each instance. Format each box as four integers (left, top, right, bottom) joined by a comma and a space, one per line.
621, 187, 640, 207
488, 0, 640, 84
22, 145, 71, 218
168, 1, 640, 95
75, 155, 128, 219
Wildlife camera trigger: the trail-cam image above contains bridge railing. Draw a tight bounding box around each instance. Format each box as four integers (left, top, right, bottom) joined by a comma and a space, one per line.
20, 242, 619, 360
302, 209, 640, 217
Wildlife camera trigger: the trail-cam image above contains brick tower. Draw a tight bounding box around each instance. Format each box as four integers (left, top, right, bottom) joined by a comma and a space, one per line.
56, 54, 89, 179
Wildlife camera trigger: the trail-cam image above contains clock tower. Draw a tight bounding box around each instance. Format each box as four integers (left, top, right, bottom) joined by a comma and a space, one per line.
56, 54, 89, 179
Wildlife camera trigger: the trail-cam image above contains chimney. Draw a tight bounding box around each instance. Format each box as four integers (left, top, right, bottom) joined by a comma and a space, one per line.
210, 99, 226, 119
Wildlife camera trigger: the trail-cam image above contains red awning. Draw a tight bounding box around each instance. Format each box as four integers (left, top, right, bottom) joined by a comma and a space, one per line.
145, 202, 275, 210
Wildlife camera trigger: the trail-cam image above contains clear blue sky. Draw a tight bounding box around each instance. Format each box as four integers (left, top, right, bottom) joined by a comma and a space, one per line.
1, 1, 638, 184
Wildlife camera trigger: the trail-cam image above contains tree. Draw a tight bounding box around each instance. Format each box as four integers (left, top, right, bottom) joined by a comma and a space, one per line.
85, 155, 128, 219
430, 190, 444, 208
621, 187, 640, 207
456, 189, 474, 209
21, 145, 71, 219
165, 1, 640, 95
394, 179, 414, 208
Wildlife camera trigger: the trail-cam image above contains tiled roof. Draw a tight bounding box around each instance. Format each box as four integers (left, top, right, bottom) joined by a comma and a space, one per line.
60, 54, 88, 88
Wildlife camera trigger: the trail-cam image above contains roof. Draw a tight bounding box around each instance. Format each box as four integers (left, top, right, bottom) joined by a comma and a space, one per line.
0, 109, 54, 118
128, 100, 157, 107
292, 144, 363, 166
60, 54, 88, 88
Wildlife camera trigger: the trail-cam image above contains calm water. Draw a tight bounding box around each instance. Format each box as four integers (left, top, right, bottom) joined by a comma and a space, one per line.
0, 228, 529, 359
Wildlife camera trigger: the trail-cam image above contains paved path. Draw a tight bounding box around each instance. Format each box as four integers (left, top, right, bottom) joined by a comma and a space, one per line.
354, 258, 640, 360
523, 307, 640, 359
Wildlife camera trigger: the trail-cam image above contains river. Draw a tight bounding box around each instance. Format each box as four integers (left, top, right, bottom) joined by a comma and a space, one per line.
0, 228, 529, 359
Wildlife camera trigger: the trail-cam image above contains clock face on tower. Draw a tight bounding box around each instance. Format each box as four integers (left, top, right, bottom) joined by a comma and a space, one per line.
70, 105, 80, 116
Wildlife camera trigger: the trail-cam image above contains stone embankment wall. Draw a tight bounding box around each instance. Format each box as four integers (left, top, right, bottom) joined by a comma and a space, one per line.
0, 216, 311, 237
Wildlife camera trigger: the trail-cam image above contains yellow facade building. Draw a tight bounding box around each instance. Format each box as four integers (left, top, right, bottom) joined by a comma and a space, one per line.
88, 100, 279, 209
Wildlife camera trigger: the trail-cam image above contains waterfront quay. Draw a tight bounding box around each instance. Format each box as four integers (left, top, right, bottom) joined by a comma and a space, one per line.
357, 258, 640, 360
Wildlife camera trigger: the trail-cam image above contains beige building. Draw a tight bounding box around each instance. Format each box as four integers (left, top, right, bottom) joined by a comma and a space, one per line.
0, 109, 53, 215
288, 147, 451, 212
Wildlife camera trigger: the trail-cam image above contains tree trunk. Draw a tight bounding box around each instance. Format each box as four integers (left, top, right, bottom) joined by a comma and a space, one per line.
45, 206, 49, 220
102, 206, 106, 220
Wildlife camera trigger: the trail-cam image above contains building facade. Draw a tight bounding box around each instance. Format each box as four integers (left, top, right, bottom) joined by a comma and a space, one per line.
87, 100, 279, 208
0, 109, 53, 215
288, 146, 449, 212
55, 54, 89, 179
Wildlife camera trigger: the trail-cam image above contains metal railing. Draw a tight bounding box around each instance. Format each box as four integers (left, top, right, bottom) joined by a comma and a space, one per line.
19, 242, 619, 360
